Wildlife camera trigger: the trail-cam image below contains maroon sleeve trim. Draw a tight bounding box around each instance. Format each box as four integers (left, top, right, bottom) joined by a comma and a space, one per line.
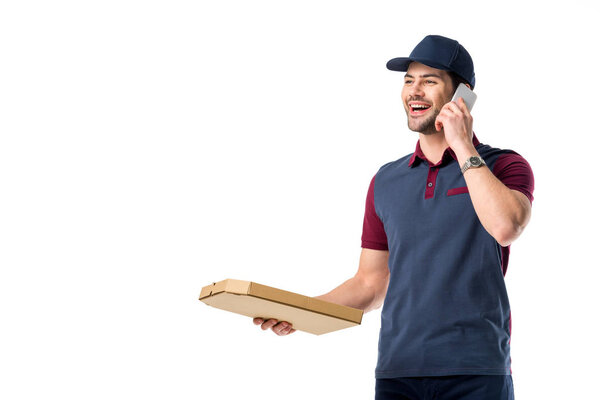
361, 175, 389, 251
492, 153, 535, 204
361, 241, 390, 251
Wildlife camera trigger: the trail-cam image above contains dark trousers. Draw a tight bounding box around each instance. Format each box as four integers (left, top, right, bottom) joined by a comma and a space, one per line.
375, 375, 514, 400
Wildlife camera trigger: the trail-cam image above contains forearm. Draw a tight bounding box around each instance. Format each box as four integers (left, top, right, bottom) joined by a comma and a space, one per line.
315, 275, 388, 313
456, 147, 531, 246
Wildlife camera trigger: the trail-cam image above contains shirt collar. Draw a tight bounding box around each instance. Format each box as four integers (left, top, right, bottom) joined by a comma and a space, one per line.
408, 133, 481, 167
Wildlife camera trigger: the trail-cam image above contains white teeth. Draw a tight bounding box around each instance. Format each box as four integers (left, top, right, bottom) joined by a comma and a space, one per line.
411, 104, 430, 109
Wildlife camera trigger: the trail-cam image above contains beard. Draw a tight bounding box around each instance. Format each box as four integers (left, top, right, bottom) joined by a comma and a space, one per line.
406, 105, 441, 135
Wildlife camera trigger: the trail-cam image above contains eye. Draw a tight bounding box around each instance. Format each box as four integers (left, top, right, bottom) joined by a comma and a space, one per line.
404, 80, 413, 85
425, 80, 437, 85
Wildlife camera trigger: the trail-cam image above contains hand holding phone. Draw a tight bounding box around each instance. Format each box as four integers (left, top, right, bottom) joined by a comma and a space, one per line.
435, 83, 477, 133
451, 83, 477, 111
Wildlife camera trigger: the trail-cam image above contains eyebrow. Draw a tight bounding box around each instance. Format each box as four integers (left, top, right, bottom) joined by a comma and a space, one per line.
404, 73, 443, 79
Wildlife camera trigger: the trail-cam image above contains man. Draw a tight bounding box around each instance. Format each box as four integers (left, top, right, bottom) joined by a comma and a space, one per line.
254, 35, 534, 399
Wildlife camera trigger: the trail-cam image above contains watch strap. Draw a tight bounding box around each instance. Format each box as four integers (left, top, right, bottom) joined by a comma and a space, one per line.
461, 156, 486, 174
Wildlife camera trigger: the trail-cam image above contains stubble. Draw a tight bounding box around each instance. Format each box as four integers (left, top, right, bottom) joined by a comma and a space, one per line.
406, 105, 441, 135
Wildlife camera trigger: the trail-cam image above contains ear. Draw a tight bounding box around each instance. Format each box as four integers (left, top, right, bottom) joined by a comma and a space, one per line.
466, 84, 472, 90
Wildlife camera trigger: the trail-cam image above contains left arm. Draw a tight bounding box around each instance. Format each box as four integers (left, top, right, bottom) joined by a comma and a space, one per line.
453, 157, 531, 247
436, 98, 532, 247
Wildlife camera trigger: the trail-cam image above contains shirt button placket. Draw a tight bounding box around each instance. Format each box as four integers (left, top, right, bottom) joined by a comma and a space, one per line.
425, 167, 439, 199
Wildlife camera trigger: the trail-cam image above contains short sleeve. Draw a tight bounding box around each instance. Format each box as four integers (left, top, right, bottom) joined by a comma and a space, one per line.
492, 153, 535, 204
361, 175, 389, 250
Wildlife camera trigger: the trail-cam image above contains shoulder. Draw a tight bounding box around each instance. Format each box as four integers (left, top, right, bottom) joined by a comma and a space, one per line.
478, 143, 535, 203
477, 143, 532, 170
476, 143, 518, 161
376, 153, 414, 177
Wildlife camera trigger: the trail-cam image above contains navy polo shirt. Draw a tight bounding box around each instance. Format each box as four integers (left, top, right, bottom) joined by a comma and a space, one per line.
361, 135, 534, 378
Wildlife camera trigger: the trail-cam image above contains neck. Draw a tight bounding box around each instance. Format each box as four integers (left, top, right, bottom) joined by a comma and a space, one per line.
418, 131, 449, 165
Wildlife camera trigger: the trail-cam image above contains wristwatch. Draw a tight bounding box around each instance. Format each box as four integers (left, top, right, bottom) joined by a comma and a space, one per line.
461, 156, 486, 174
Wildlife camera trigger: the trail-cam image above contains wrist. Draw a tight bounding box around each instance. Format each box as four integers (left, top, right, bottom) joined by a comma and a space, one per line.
454, 145, 479, 165
460, 154, 487, 174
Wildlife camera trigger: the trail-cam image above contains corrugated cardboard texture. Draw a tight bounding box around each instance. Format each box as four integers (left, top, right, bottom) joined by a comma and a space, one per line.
199, 279, 363, 335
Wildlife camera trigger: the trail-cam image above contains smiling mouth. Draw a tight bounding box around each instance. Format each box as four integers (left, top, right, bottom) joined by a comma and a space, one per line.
408, 102, 432, 115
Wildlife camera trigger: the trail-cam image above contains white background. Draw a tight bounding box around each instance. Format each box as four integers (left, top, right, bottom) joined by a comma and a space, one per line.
1, 1, 598, 398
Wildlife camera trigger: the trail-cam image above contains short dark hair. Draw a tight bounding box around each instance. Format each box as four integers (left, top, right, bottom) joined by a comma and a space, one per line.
449, 71, 472, 91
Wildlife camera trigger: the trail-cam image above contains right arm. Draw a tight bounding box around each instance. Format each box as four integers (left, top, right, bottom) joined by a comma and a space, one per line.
314, 248, 389, 312
254, 248, 390, 335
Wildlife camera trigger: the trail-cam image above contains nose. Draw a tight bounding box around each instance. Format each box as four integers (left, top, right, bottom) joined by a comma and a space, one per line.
408, 82, 425, 98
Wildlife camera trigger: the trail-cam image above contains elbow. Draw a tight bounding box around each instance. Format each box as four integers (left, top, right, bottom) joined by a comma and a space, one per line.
359, 273, 390, 313
491, 200, 532, 247
493, 219, 527, 247
368, 292, 387, 312
494, 226, 520, 247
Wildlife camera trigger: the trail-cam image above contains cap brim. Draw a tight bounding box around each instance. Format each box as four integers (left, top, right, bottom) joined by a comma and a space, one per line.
386, 57, 450, 72
386, 57, 412, 71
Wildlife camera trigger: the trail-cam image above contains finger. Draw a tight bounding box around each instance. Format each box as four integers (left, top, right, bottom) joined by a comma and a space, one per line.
435, 113, 446, 131
445, 100, 463, 114
279, 323, 294, 335
435, 110, 452, 131
283, 326, 297, 335
271, 321, 288, 334
253, 318, 264, 325
278, 327, 292, 336
449, 97, 471, 117
439, 103, 457, 115
272, 321, 292, 335
435, 118, 443, 131
261, 319, 279, 331
455, 97, 470, 114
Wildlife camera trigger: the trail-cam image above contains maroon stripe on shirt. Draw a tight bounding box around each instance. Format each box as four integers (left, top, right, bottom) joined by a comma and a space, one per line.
361, 175, 389, 250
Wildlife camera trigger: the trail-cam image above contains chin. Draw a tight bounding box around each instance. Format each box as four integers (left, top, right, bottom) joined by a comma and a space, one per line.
407, 121, 437, 135
406, 111, 441, 135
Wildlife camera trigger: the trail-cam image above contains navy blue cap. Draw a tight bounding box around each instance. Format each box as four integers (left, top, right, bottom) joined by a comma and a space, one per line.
387, 35, 475, 88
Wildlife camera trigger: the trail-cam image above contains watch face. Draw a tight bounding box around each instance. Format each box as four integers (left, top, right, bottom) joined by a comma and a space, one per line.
469, 156, 482, 166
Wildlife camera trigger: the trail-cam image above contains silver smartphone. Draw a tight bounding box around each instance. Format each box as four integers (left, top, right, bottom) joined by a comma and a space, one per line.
451, 83, 477, 111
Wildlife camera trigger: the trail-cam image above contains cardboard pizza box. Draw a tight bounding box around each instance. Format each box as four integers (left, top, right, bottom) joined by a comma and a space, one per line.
199, 279, 363, 335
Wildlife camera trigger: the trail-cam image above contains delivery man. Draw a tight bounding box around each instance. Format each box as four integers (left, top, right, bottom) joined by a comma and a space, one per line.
254, 35, 534, 400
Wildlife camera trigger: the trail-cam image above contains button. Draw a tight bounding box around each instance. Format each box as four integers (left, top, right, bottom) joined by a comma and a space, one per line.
427, 182, 433, 187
